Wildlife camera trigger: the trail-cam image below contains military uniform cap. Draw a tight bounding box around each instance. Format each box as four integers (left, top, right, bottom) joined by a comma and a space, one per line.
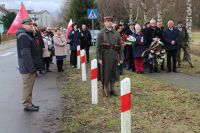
21, 17, 32, 24
104, 16, 113, 21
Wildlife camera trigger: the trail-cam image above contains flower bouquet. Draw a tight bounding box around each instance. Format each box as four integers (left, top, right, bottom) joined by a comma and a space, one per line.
121, 33, 136, 46
148, 39, 166, 65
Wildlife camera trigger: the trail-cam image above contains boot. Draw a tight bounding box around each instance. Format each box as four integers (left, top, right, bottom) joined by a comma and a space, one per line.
110, 82, 118, 96
104, 84, 110, 97
57, 60, 62, 72
60, 60, 64, 71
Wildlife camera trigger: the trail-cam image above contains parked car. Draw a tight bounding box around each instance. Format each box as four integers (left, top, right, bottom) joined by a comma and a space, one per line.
89, 30, 100, 46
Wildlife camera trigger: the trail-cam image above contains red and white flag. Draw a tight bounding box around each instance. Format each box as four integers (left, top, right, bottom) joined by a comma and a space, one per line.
7, 3, 29, 34
66, 19, 73, 41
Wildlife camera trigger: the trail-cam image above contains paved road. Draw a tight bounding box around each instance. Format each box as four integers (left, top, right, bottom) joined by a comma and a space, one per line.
0, 42, 62, 133
0, 40, 16, 51
146, 72, 200, 93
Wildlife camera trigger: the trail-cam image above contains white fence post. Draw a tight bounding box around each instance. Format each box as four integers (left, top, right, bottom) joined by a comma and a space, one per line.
91, 59, 98, 104
120, 78, 131, 133
81, 49, 87, 81
77, 45, 80, 69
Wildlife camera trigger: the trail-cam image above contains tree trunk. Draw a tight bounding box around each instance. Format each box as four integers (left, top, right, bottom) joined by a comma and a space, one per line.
156, 1, 163, 22
143, 2, 148, 22
144, 10, 148, 22
129, 0, 133, 20
186, 0, 192, 44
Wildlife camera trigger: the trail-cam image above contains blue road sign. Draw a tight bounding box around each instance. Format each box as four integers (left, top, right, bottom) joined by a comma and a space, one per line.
87, 9, 98, 20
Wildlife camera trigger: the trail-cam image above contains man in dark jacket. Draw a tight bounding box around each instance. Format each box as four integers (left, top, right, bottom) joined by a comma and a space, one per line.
81, 24, 92, 63
68, 23, 81, 68
177, 21, 193, 68
163, 20, 179, 73
33, 23, 45, 73
145, 19, 161, 72
157, 21, 165, 70
16, 17, 43, 112
46, 27, 54, 64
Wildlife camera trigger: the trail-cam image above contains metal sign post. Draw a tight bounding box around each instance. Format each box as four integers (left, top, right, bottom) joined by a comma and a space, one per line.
92, 19, 94, 46
87, 9, 98, 47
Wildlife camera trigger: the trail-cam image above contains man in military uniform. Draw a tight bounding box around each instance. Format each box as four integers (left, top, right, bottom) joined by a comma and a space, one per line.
96, 16, 124, 97
177, 21, 194, 68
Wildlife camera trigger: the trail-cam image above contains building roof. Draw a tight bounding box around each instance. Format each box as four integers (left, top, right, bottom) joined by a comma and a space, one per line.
29, 10, 50, 15
0, 6, 9, 15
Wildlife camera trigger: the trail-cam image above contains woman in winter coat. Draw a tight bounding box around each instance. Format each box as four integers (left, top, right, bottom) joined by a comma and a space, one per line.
133, 24, 145, 74
68, 23, 81, 68
115, 24, 124, 75
41, 29, 52, 72
53, 28, 67, 72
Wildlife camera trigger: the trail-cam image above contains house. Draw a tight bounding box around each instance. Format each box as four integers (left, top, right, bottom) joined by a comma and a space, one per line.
0, 4, 9, 18
29, 10, 54, 27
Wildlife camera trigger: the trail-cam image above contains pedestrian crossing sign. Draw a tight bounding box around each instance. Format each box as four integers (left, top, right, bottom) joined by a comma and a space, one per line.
87, 9, 98, 19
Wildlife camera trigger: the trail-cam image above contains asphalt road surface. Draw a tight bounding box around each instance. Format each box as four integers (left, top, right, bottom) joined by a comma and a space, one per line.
146, 72, 200, 93
0, 41, 62, 133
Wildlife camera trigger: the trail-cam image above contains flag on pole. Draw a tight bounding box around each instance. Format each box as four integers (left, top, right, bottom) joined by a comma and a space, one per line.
7, 3, 29, 34
66, 19, 73, 42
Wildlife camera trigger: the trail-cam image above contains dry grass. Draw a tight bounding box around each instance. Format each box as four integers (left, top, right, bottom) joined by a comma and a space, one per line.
60, 62, 200, 133
178, 54, 200, 76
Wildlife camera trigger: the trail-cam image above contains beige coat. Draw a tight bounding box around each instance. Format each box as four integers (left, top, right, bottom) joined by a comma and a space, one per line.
43, 36, 51, 58
53, 34, 67, 56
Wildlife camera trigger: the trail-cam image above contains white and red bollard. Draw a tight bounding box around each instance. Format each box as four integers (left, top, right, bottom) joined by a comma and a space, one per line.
91, 59, 98, 104
77, 45, 81, 69
120, 78, 131, 133
81, 49, 87, 81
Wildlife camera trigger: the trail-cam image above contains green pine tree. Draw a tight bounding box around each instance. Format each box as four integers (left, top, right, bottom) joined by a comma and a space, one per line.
1, 12, 16, 30
67, 0, 95, 26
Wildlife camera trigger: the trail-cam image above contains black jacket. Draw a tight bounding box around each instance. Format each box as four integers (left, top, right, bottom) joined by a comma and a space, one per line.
16, 27, 43, 74
81, 30, 92, 49
68, 29, 81, 50
163, 28, 179, 50
145, 26, 161, 48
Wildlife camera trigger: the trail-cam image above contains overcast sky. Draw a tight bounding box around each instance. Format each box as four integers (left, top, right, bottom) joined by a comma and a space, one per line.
0, 0, 65, 16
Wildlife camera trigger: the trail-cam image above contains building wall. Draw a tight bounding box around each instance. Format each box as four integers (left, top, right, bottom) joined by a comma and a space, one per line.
0, 12, 5, 18
29, 11, 53, 27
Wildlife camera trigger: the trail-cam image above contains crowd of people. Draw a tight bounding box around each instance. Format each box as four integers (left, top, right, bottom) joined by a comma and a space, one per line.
112, 19, 194, 75
95, 16, 195, 97
16, 15, 195, 111
16, 17, 93, 112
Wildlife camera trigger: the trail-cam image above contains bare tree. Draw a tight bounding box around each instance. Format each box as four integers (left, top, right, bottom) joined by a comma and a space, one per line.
186, 0, 192, 43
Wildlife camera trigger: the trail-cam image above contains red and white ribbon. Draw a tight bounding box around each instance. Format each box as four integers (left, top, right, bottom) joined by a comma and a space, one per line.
120, 78, 131, 133
91, 59, 98, 104
81, 49, 87, 81
77, 45, 80, 69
